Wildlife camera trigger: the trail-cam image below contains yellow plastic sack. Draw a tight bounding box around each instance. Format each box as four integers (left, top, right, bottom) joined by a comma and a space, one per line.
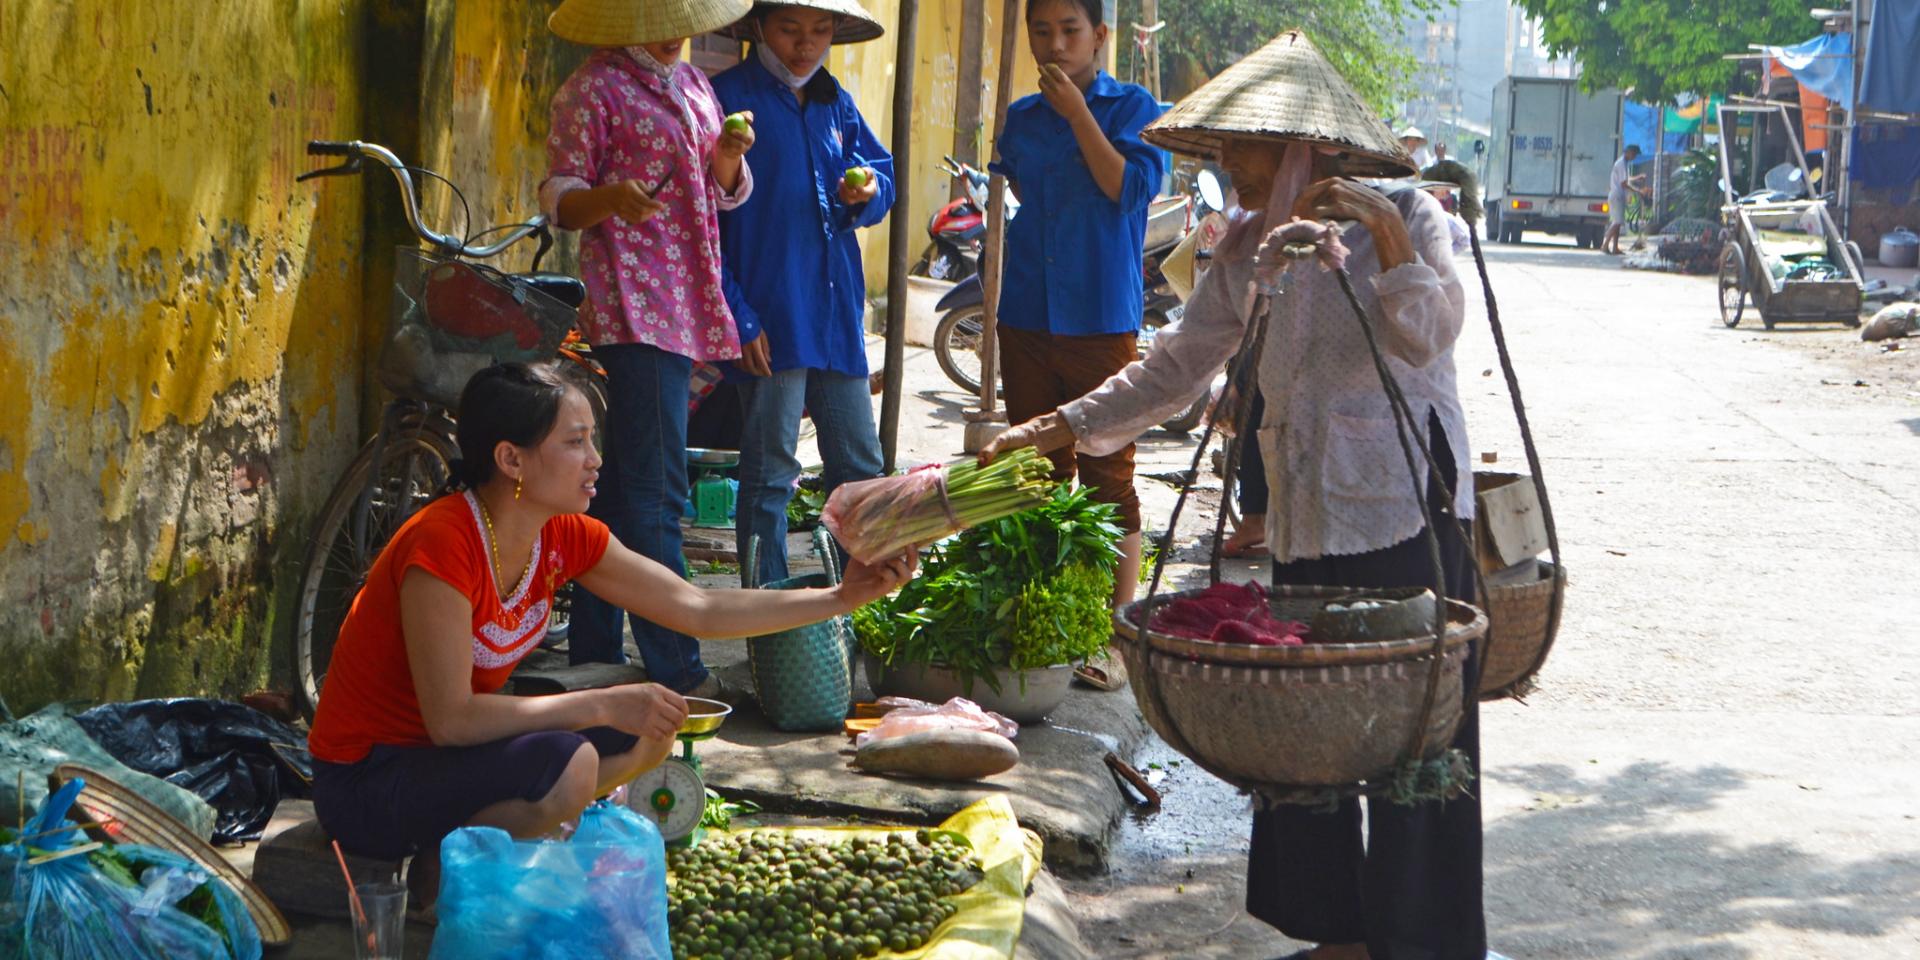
704, 796, 1042, 960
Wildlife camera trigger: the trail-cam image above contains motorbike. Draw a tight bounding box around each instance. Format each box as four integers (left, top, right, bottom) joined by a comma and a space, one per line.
928, 184, 1212, 433
910, 156, 1019, 282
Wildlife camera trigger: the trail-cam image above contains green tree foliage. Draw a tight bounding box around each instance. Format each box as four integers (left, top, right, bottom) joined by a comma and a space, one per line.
1512, 0, 1822, 100
1116, 0, 1445, 114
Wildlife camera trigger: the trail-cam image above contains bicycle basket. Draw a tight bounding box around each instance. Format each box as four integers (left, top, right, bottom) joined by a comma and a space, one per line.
377, 247, 578, 407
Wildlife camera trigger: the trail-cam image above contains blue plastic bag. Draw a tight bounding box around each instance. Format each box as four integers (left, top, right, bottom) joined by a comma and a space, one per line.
0, 779, 263, 960
429, 800, 672, 960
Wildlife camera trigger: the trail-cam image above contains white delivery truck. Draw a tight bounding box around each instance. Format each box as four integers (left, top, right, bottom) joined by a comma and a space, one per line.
1483, 77, 1624, 248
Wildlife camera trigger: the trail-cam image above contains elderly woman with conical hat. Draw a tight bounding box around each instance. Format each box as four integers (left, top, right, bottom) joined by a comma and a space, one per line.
983, 30, 1486, 960
539, 0, 761, 698
707, 0, 896, 587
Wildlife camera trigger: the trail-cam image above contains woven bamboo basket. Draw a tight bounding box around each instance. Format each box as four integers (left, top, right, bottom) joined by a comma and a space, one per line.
1476, 560, 1567, 699
1113, 586, 1486, 789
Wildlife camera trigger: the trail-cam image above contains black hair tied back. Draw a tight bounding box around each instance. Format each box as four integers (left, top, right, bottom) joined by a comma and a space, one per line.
443, 362, 576, 494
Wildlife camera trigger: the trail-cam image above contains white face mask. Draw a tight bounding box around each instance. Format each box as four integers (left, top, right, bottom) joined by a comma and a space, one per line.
756, 33, 824, 91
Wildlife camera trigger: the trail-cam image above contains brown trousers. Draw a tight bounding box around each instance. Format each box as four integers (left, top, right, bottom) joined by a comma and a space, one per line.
995, 325, 1141, 532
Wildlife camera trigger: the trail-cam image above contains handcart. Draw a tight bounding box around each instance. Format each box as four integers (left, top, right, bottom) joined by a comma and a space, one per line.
1715, 103, 1864, 329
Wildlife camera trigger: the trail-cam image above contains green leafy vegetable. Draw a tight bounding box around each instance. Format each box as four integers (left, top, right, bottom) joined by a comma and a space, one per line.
855, 485, 1122, 692
786, 481, 828, 531
700, 789, 759, 831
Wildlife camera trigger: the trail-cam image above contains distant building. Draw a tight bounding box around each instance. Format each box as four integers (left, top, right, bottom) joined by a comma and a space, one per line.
1398, 0, 1579, 155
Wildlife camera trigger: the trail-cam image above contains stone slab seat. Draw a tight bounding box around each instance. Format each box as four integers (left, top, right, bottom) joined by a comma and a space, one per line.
253, 818, 406, 921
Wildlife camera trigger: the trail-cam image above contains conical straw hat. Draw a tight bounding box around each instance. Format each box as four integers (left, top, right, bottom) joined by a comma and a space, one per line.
550, 0, 756, 47
1143, 30, 1416, 178
715, 0, 886, 44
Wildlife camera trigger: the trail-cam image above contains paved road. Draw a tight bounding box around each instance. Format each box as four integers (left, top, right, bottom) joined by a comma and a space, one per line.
1035, 240, 1920, 959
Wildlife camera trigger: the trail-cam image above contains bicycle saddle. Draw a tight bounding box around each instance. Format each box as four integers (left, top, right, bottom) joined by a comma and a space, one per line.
512, 272, 587, 310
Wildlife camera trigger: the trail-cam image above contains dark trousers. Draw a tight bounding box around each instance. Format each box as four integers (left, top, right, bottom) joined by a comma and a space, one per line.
568, 343, 709, 692
1237, 390, 1269, 516
1247, 411, 1485, 960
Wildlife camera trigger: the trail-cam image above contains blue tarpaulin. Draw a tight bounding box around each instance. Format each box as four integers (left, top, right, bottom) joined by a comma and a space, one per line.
1764, 33, 1853, 110
1860, 0, 1920, 115
1622, 102, 1693, 156
1850, 122, 1920, 189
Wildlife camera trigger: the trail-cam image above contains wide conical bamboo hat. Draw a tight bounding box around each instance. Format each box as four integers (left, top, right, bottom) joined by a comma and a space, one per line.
715, 0, 885, 44
550, 0, 756, 46
1143, 30, 1416, 178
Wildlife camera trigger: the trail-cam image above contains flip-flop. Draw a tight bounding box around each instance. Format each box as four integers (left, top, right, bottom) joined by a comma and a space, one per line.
1073, 659, 1127, 691
1222, 539, 1268, 559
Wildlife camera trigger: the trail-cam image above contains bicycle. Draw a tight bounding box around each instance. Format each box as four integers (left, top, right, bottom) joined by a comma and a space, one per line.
290, 139, 606, 720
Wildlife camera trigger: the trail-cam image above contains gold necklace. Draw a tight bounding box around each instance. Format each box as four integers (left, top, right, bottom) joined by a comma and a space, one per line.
475, 496, 531, 599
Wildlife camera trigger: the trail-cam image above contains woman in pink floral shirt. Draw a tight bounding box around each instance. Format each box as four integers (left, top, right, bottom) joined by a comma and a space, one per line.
542, 0, 760, 695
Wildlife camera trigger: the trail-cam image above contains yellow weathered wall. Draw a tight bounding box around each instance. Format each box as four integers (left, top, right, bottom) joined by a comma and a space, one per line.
0, 0, 369, 709
414, 0, 585, 273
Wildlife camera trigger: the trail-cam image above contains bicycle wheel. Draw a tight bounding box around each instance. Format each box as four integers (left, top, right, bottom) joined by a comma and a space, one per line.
293, 420, 457, 719
933, 305, 994, 396
1717, 246, 1747, 329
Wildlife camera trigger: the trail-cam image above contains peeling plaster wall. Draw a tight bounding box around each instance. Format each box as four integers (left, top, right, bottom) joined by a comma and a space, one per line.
0, 1, 369, 710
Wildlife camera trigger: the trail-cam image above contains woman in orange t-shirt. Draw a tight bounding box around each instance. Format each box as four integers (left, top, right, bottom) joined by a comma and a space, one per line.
307, 362, 915, 906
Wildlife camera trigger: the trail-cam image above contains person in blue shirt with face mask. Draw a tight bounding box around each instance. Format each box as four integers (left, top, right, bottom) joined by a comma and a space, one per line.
712, 0, 895, 585
991, 0, 1166, 614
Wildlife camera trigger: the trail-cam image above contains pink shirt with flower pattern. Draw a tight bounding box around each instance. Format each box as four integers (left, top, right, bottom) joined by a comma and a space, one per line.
543, 48, 749, 362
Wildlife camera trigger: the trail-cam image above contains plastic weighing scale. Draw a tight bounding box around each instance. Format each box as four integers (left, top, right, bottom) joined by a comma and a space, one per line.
686, 447, 738, 528
626, 696, 731, 846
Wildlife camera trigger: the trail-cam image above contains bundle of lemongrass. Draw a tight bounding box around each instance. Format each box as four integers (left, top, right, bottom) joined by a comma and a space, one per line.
821, 448, 1057, 563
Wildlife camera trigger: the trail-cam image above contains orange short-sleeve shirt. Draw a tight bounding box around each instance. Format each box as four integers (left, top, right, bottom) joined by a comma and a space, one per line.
307, 492, 611, 764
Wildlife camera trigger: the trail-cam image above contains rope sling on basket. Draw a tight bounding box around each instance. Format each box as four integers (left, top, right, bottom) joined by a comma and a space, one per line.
1114, 203, 1551, 809
1188, 216, 1563, 703
1462, 225, 1566, 700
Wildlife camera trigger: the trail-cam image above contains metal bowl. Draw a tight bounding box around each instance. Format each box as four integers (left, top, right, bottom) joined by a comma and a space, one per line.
679, 697, 733, 737
1307, 587, 1438, 643
687, 447, 740, 466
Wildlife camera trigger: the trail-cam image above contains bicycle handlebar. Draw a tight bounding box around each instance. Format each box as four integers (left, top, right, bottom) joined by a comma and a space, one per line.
301, 139, 548, 260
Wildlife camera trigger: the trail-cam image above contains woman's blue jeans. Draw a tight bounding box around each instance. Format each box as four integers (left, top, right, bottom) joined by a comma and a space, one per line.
568, 343, 708, 693
734, 367, 884, 585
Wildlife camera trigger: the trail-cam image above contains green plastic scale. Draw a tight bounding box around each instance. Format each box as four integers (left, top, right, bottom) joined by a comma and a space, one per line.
626, 697, 732, 847
687, 447, 738, 529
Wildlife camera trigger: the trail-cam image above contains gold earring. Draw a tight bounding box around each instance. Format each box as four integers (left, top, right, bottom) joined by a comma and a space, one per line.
514, 478, 522, 500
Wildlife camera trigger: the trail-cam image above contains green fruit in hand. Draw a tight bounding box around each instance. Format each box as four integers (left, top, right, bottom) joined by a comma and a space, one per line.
724, 113, 751, 135
843, 167, 870, 189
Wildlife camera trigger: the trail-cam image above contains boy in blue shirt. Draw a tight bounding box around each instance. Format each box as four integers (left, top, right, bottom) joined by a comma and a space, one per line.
713, 0, 894, 585
992, 0, 1166, 607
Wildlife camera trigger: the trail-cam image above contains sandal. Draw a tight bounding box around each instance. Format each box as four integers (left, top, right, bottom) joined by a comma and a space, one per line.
1073, 656, 1128, 691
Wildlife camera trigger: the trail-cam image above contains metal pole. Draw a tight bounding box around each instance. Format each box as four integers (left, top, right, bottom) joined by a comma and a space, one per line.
961, 0, 1024, 453
1842, 0, 1862, 240
879, 0, 921, 472
1654, 105, 1666, 229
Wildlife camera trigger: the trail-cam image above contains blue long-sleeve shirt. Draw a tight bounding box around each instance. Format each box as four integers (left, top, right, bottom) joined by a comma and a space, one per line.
713, 56, 895, 376
990, 71, 1166, 336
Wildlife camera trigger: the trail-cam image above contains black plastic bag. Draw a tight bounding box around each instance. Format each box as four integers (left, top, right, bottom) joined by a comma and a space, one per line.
74, 699, 313, 844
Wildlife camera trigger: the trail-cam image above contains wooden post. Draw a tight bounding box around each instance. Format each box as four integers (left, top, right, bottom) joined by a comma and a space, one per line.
880, 0, 921, 472
1139, 0, 1159, 99
962, 0, 1023, 454
952, 0, 988, 199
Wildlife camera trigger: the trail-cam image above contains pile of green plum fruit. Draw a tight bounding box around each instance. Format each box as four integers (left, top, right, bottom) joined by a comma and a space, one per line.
665, 830, 983, 960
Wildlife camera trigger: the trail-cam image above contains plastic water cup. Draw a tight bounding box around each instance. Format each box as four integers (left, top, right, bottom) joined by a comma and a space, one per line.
351, 880, 407, 960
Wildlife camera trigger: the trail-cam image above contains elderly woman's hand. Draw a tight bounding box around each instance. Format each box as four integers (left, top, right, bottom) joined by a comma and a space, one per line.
1254, 217, 1349, 288
977, 412, 1074, 466
1291, 178, 1416, 273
